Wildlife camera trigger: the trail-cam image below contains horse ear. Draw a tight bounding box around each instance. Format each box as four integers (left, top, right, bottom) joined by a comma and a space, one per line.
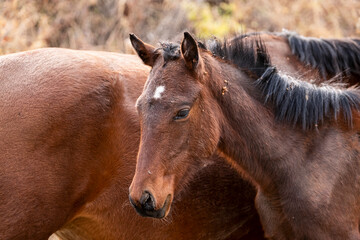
129, 33, 156, 67
181, 32, 199, 70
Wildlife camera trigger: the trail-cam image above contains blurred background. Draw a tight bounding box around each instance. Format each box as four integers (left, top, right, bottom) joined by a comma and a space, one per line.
0, 0, 359, 55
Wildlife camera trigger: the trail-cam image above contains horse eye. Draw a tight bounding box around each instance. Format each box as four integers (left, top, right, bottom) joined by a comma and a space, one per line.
173, 108, 190, 120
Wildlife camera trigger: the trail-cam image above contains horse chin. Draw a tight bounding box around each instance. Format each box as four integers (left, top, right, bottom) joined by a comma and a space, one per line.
161, 194, 173, 218
131, 194, 172, 219
151, 194, 172, 219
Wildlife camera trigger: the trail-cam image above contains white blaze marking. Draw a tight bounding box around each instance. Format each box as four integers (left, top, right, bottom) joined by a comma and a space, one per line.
153, 86, 165, 99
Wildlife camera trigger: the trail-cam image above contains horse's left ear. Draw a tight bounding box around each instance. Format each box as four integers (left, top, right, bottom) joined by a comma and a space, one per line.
129, 33, 156, 67
181, 32, 199, 70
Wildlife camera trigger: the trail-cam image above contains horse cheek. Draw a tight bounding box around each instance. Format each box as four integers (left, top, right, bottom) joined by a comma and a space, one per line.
206, 117, 222, 157
194, 113, 221, 158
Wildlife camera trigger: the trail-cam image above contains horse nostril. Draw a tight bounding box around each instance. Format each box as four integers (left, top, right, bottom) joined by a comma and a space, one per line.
141, 191, 156, 211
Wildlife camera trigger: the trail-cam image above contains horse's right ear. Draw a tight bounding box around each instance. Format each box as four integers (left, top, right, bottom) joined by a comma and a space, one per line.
129, 33, 156, 67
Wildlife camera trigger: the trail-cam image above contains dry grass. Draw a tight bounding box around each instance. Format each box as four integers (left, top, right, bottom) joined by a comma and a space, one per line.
232, 0, 360, 37
0, 0, 359, 55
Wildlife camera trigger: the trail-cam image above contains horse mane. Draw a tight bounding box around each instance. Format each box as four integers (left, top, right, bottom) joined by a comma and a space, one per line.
283, 31, 360, 79
159, 35, 360, 130
255, 67, 360, 129
204, 35, 360, 130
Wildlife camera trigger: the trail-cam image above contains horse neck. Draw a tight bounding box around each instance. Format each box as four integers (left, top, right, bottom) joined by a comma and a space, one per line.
206, 58, 298, 187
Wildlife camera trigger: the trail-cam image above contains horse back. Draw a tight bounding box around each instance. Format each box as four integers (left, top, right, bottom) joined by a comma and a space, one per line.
235, 33, 321, 80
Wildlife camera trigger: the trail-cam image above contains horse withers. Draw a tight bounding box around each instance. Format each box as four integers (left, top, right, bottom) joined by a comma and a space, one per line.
129, 32, 360, 239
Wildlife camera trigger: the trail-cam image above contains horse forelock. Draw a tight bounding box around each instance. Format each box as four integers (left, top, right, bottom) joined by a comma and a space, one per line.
158, 42, 181, 63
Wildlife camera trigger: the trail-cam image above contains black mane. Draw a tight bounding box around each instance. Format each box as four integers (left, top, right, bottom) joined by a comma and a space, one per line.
206, 35, 360, 129
159, 34, 360, 129
255, 67, 360, 129
283, 31, 360, 80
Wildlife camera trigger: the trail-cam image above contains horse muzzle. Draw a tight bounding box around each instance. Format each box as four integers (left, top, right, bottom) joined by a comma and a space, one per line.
129, 191, 172, 218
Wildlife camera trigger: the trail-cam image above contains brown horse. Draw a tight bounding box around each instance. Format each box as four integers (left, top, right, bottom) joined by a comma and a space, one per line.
0, 48, 264, 240
129, 32, 360, 240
